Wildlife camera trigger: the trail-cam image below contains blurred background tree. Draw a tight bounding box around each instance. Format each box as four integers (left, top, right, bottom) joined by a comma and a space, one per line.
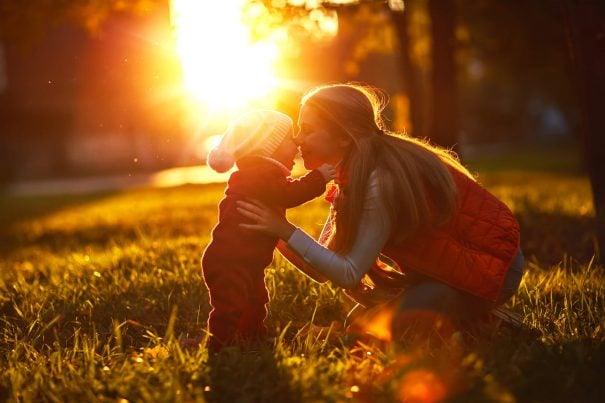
562, 0, 605, 262
0, 0, 157, 39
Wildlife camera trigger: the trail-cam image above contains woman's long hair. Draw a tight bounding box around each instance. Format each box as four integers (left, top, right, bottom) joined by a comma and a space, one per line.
301, 83, 475, 254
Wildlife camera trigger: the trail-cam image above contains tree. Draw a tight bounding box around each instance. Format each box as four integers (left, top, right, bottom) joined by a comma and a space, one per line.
562, 0, 605, 263
390, 4, 424, 137
0, 0, 160, 42
456, 1, 576, 145
427, 0, 458, 152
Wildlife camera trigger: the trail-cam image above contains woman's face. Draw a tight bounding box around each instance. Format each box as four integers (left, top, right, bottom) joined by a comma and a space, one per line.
295, 104, 348, 170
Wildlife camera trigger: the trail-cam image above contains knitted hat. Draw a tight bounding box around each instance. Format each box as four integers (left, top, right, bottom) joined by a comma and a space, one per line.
207, 110, 293, 173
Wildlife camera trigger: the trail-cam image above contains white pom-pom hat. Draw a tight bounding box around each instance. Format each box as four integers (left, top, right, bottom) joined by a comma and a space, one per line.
206, 110, 293, 173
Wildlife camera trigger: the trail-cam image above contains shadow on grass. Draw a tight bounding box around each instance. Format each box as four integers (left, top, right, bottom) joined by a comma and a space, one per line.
1, 222, 143, 255
0, 186, 217, 257
512, 339, 605, 402
517, 211, 598, 266
468, 326, 605, 403
380, 323, 605, 402
0, 191, 118, 253
206, 349, 295, 402
0, 191, 117, 228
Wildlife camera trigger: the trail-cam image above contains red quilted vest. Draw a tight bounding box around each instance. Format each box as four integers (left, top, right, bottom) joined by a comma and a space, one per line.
381, 167, 520, 302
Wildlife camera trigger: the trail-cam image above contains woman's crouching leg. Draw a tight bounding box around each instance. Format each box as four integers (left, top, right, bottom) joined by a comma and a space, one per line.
391, 281, 491, 342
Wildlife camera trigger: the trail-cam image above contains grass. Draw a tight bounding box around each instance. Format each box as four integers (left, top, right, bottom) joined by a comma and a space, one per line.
1, 159, 604, 402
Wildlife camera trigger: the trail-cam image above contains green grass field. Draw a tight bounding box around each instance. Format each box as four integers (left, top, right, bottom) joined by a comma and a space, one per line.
1, 157, 604, 402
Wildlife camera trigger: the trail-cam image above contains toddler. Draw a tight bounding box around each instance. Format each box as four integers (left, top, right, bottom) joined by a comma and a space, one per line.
202, 110, 335, 351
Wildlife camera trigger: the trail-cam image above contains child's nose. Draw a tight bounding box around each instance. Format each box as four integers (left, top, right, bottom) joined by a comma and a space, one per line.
293, 133, 303, 146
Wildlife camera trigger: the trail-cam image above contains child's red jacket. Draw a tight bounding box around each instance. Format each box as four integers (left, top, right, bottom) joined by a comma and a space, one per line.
202, 156, 327, 277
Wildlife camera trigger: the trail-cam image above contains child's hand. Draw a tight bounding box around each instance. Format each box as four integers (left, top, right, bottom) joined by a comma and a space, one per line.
317, 164, 336, 182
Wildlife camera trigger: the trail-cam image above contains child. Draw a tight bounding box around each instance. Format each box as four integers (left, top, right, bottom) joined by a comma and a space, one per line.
201, 110, 335, 351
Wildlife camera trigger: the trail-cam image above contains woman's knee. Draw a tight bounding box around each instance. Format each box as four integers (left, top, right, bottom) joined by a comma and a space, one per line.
392, 281, 490, 337
497, 248, 525, 304
398, 282, 464, 313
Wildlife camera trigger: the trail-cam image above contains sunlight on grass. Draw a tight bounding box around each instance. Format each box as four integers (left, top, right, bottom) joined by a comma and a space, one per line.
477, 170, 594, 217
1, 170, 604, 401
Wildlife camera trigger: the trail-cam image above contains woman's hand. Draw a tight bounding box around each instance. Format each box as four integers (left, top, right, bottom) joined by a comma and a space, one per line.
317, 163, 336, 182
237, 199, 297, 240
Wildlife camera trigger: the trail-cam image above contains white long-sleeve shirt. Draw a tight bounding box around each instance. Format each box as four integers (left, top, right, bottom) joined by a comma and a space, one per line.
286, 174, 392, 289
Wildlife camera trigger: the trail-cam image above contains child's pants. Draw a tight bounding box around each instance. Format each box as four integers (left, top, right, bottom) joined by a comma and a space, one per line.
203, 262, 269, 351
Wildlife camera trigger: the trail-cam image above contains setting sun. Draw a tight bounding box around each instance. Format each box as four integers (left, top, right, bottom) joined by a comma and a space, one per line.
170, 0, 279, 109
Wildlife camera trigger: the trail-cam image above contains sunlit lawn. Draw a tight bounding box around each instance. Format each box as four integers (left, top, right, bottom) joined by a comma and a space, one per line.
1, 153, 604, 402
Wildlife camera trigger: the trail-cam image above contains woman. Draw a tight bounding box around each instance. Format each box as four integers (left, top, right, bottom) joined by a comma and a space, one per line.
237, 83, 524, 341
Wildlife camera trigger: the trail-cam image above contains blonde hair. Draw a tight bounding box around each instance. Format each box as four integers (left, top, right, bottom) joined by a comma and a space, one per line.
301, 83, 475, 253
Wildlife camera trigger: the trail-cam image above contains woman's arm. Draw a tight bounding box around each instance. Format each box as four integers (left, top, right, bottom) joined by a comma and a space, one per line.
274, 204, 336, 283
276, 240, 329, 283
238, 175, 391, 289
286, 179, 391, 289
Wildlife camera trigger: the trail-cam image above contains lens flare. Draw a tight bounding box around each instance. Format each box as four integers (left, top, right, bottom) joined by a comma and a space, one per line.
357, 306, 396, 342
398, 369, 447, 403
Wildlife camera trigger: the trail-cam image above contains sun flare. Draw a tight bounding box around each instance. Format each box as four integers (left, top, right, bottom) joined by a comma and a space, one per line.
170, 0, 279, 110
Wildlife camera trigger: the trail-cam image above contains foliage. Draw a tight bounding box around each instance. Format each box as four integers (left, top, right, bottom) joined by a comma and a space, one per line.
0, 166, 604, 402
457, 0, 578, 143
0, 0, 161, 42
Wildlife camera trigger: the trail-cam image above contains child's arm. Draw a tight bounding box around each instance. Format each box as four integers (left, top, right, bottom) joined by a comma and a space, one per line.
277, 164, 336, 208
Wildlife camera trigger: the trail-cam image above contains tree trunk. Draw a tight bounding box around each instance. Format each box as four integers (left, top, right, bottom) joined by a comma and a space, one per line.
427, 0, 459, 154
562, 0, 605, 264
390, 7, 424, 137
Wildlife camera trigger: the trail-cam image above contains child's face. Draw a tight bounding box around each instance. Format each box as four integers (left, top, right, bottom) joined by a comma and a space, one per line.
271, 129, 298, 172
